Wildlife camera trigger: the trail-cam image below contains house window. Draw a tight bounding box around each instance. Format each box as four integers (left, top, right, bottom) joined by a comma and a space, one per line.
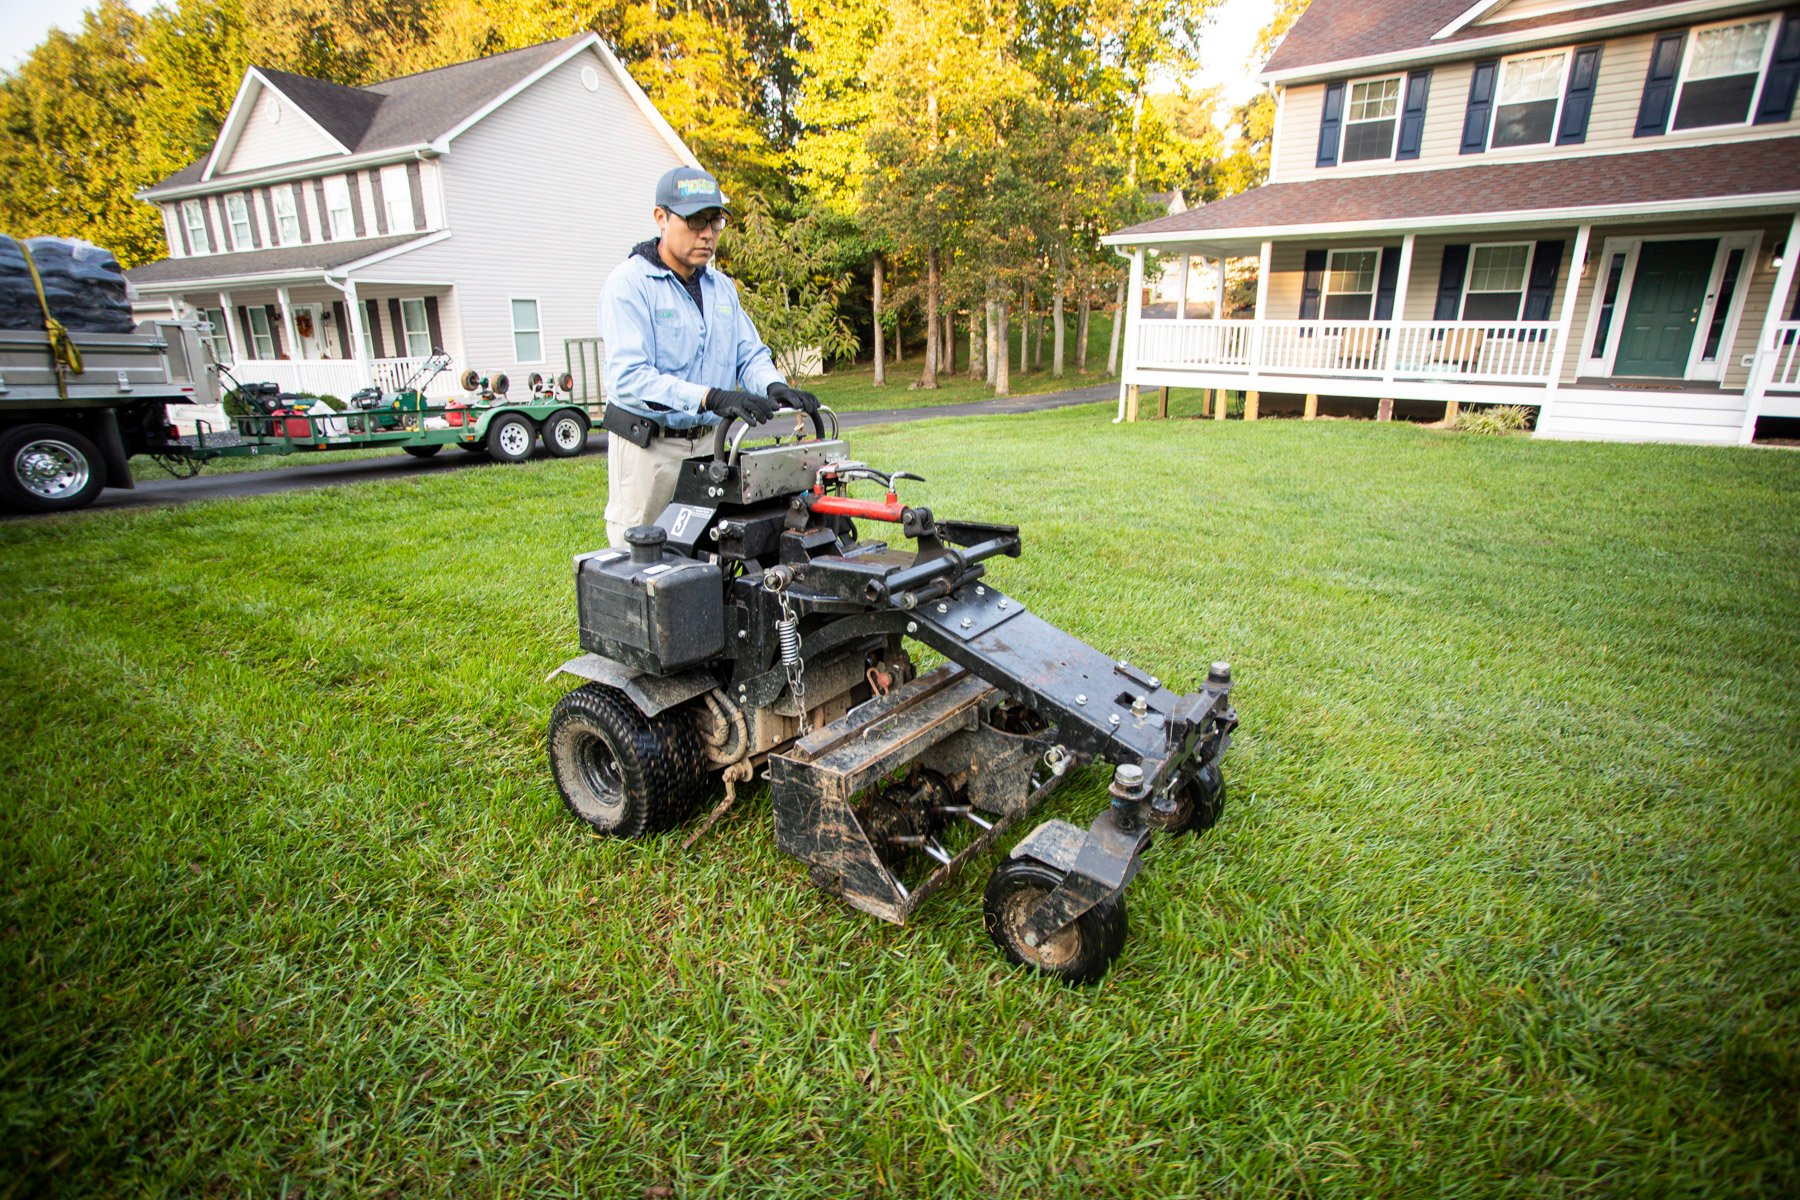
1492, 52, 1567, 148
271, 187, 300, 245
1700, 247, 1747, 362
244, 306, 276, 359
224, 194, 253, 250
381, 165, 414, 233
182, 200, 210, 254
1322, 249, 1380, 319
398, 298, 431, 357
1463, 243, 1532, 320
1673, 18, 1774, 130
1342, 78, 1401, 162
199, 307, 231, 363
324, 176, 355, 239
511, 299, 542, 362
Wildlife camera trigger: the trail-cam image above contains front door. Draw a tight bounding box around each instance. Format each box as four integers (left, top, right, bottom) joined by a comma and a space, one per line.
292, 303, 337, 359
1613, 239, 1716, 378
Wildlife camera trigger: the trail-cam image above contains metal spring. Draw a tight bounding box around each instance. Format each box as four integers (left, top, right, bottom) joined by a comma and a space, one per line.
776, 616, 800, 666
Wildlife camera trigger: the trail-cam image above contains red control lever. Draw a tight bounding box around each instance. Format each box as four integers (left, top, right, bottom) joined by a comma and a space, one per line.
811, 492, 904, 522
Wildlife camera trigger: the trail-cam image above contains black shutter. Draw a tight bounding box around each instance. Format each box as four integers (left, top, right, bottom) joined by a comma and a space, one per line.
246, 194, 262, 248
291, 184, 310, 242
265, 305, 284, 358
1434, 245, 1470, 320
201, 199, 221, 254
1461, 60, 1498, 154
1557, 46, 1604, 144
332, 301, 349, 355
388, 298, 406, 355
370, 171, 388, 235
408, 162, 426, 229
236, 306, 252, 354
175, 207, 191, 256
313, 180, 330, 240
365, 298, 384, 357
347, 174, 367, 237
1755, 11, 1800, 124
1636, 31, 1687, 136
1522, 241, 1563, 321
423, 296, 444, 353
1298, 249, 1327, 318
1316, 81, 1345, 168
1396, 70, 1432, 160
261, 189, 278, 242
1373, 247, 1402, 320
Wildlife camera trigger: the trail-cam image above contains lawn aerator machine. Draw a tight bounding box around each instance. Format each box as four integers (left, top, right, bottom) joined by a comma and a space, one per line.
547, 405, 1237, 983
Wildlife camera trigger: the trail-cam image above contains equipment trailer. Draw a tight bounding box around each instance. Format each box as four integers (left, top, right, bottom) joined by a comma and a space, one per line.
548, 407, 1238, 984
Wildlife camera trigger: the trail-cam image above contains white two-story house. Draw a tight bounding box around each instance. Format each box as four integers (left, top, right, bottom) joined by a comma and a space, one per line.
1104, 0, 1800, 444
129, 33, 696, 401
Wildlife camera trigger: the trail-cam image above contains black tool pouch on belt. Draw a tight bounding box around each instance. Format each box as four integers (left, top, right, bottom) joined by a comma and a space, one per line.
600, 404, 659, 448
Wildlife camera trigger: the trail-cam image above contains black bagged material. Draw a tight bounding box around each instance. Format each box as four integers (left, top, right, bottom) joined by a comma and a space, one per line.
0, 235, 135, 334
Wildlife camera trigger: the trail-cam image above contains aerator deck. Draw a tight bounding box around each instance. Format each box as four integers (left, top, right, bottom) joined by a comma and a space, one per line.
547, 406, 1238, 984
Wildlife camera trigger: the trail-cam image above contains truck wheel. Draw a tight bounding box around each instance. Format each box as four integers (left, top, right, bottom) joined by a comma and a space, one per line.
542, 409, 588, 457
402, 444, 443, 459
1154, 761, 1225, 836
983, 856, 1126, 986
548, 683, 701, 837
0, 423, 106, 513
486, 412, 535, 462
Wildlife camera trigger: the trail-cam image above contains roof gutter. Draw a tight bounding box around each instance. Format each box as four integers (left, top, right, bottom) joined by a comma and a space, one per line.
137, 144, 442, 203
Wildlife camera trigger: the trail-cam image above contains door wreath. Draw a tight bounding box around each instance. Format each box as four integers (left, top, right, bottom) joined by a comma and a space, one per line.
295, 311, 315, 339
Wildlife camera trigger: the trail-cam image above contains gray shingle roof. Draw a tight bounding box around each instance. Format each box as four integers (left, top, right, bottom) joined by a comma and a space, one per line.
125, 234, 429, 287
145, 35, 590, 194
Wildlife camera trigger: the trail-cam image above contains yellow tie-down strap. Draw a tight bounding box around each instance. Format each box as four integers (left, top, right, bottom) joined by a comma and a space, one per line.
21, 242, 85, 397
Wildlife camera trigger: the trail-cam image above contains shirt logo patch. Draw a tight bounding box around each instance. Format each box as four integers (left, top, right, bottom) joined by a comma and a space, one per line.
656, 308, 678, 320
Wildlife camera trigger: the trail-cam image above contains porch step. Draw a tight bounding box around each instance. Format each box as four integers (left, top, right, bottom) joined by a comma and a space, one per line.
1538, 387, 1748, 444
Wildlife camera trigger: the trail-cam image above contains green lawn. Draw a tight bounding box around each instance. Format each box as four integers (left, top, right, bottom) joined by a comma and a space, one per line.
4, 408, 1797, 1197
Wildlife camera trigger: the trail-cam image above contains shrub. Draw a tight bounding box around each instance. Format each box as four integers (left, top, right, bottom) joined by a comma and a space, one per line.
1453, 404, 1532, 435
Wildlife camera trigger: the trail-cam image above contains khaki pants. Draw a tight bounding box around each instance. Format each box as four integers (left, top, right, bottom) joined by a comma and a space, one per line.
604, 429, 707, 547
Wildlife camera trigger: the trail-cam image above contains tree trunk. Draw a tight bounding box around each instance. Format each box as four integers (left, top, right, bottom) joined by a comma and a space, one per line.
1052, 249, 1067, 378
984, 297, 997, 384
995, 301, 1010, 396
894, 312, 902, 363
1106, 274, 1126, 375
872, 254, 886, 386
942, 309, 955, 375
967, 306, 980, 379
921, 249, 939, 388
1077, 288, 1091, 370
1018, 283, 1030, 375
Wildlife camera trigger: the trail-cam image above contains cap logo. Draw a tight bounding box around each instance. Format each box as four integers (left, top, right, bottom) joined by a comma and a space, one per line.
675, 178, 716, 198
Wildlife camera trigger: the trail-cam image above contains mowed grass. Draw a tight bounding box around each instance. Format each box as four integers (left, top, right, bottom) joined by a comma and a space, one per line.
2, 407, 1797, 1197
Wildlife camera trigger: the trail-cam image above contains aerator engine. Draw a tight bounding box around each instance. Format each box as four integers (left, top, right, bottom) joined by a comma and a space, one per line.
547, 407, 1238, 983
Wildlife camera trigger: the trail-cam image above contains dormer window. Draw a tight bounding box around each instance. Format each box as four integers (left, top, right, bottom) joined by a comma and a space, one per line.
1342, 77, 1402, 162
182, 200, 209, 254
271, 187, 301, 245
1492, 52, 1567, 148
1673, 17, 1775, 129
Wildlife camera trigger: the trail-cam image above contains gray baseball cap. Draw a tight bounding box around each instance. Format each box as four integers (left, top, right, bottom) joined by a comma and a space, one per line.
653, 167, 729, 217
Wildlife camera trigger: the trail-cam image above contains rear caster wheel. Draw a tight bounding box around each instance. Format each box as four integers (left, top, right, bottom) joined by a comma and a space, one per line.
1154, 761, 1225, 836
983, 856, 1126, 985
547, 684, 701, 837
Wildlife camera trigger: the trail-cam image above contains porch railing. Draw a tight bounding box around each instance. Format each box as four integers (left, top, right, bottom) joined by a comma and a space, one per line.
1763, 321, 1800, 393
231, 356, 462, 400
1131, 318, 1563, 383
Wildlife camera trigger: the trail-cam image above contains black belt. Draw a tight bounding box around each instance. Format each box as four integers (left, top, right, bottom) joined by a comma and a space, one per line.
599, 405, 709, 448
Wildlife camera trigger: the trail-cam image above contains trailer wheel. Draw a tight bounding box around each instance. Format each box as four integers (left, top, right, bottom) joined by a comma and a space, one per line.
402, 444, 443, 459
456, 442, 487, 454
1154, 761, 1226, 836
0, 423, 106, 513
983, 856, 1126, 985
486, 412, 535, 462
548, 683, 701, 837
542, 410, 589, 457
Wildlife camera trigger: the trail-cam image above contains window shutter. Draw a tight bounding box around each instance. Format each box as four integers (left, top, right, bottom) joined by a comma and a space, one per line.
388, 298, 406, 354
291, 184, 310, 242
347, 174, 367, 237
1434, 245, 1470, 320
1461, 60, 1498, 154
408, 162, 427, 228
423, 297, 444, 353
1522, 241, 1564, 321
1299, 249, 1327, 318
1316, 82, 1345, 168
1396, 70, 1432, 160
176, 208, 191, 256
313, 180, 330, 240
235, 307, 252, 353
1373, 247, 1402, 320
370, 171, 389, 235
1557, 46, 1604, 144
265, 305, 284, 358
1636, 31, 1687, 136
365, 298, 385, 358
261, 189, 278, 242
246, 194, 263, 248
1755, 11, 1800, 124
332, 302, 349, 354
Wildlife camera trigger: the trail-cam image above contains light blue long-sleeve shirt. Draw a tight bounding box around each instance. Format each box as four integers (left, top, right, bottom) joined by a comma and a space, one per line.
598, 245, 785, 431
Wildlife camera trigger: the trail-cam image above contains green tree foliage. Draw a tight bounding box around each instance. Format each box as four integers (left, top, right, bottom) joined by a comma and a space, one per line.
725, 195, 859, 381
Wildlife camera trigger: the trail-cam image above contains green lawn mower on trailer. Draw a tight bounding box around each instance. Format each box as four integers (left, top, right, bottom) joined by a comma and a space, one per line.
546, 407, 1238, 984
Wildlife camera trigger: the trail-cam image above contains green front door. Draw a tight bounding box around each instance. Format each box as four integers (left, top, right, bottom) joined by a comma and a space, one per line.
1613, 239, 1717, 378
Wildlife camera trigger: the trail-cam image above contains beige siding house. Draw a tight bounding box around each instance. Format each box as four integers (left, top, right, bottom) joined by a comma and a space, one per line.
129, 35, 695, 401
1104, 0, 1800, 444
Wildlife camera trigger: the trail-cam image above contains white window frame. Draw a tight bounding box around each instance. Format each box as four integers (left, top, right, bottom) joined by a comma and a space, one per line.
381, 164, 415, 234
1671, 14, 1782, 131
1461, 241, 1536, 321
224, 194, 253, 251
199, 306, 231, 364
1338, 75, 1404, 164
1321, 247, 1383, 320
510, 297, 544, 364
271, 187, 301, 246
398, 297, 432, 358
182, 200, 210, 254
1577, 230, 1763, 381
323, 176, 355, 240
244, 306, 276, 359
1487, 49, 1571, 152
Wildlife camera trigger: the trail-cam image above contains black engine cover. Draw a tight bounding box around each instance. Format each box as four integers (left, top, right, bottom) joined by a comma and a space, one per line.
575, 548, 725, 676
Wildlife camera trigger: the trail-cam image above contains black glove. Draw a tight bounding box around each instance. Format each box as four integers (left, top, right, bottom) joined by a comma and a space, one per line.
705, 388, 778, 425
767, 380, 820, 415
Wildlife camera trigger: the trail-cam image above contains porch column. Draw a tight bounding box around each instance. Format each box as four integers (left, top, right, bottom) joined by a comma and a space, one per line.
276, 285, 300, 359
1176, 253, 1190, 321
1214, 256, 1227, 320
218, 290, 246, 361
1739, 210, 1800, 445
1383, 234, 1417, 383
1250, 240, 1272, 384
1114, 248, 1145, 423
1540, 223, 1594, 428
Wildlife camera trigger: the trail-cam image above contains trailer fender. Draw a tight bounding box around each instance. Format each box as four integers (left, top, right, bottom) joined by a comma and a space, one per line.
547, 653, 716, 717
1012, 808, 1151, 949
